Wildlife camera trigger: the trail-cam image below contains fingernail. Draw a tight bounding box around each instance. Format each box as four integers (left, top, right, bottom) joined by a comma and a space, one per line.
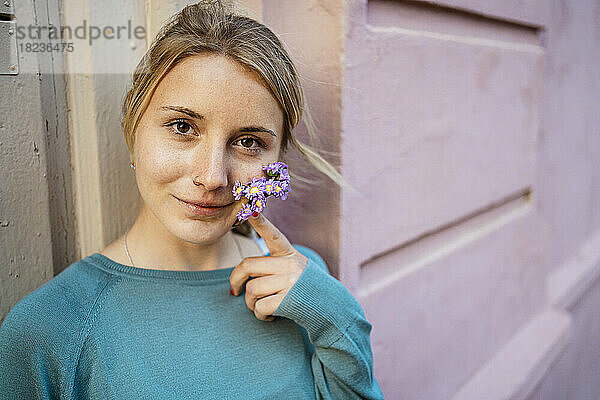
230, 288, 235, 296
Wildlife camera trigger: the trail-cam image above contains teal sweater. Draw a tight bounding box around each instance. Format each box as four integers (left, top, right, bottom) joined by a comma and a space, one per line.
0, 242, 384, 399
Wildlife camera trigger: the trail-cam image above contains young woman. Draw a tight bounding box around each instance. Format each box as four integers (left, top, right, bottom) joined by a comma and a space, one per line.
0, 1, 384, 398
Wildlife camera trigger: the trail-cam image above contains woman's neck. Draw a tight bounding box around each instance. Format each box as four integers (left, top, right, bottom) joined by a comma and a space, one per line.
121, 204, 244, 271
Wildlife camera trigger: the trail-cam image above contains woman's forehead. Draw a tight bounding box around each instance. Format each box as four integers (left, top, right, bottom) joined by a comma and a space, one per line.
149, 54, 283, 130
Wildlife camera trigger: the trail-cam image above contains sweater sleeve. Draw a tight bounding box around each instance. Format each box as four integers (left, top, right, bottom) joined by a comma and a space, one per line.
272, 245, 385, 400
0, 271, 100, 400
0, 298, 67, 399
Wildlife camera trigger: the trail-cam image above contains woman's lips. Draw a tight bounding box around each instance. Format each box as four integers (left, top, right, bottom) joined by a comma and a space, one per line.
174, 196, 233, 217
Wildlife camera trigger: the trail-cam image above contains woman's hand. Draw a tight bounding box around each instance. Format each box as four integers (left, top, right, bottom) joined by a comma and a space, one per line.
229, 213, 308, 322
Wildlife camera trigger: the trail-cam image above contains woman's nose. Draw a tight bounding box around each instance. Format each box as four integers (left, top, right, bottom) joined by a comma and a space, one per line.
192, 146, 229, 191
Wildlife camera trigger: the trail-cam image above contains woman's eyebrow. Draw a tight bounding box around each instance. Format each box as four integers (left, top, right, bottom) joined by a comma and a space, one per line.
160, 105, 277, 138
239, 126, 277, 138
160, 105, 204, 120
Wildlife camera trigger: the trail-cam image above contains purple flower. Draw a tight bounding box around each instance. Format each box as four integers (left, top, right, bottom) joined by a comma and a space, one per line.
250, 195, 267, 213
279, 168, 290, 182
232, 181, 247, 201
271, 179, 290, 200
236, 196, 268, 221
262, 164, 279, 179
263, 161, 289, 180
245, 176, 267, 200
236, 201, 255, 220
263, 179, 278, 196
273, 161, 289, 171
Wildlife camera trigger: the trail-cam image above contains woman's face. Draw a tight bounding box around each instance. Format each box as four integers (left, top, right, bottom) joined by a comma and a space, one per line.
133, 54, 284, 244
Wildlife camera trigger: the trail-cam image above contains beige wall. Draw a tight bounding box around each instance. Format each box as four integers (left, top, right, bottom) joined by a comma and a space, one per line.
0, 0, 75, 324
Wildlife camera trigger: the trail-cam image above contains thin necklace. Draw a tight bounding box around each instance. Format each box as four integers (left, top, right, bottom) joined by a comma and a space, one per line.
123, 229, 244, 269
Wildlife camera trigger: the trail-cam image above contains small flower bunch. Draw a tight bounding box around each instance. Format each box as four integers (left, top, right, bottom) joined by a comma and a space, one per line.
232, 162, 291, 224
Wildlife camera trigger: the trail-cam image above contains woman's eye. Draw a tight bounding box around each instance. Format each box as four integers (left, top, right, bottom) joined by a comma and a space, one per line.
235, 137, 265, 154
175, 121, 190, 134
165, 119, 194, 136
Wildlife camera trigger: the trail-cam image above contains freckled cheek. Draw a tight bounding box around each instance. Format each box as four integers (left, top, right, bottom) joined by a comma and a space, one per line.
232, 170, 261, 187
137, 141, 183, 184
232, 159, 277, 186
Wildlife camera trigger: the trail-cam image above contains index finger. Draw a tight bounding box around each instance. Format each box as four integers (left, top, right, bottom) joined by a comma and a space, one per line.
246, 213, 294, 256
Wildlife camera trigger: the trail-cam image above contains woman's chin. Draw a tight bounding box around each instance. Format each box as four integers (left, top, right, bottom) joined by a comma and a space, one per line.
173, 218, 235, 242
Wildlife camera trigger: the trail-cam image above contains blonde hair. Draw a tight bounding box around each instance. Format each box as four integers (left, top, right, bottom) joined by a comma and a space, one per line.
121, 0, 358, 236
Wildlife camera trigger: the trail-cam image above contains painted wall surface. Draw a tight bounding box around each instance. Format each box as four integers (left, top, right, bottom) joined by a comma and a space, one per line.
1, 0, 599, 399
343, 0, 545, 396
526, 0, 600, 398
341, 0, 599, 399
0, 0, 72, 324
